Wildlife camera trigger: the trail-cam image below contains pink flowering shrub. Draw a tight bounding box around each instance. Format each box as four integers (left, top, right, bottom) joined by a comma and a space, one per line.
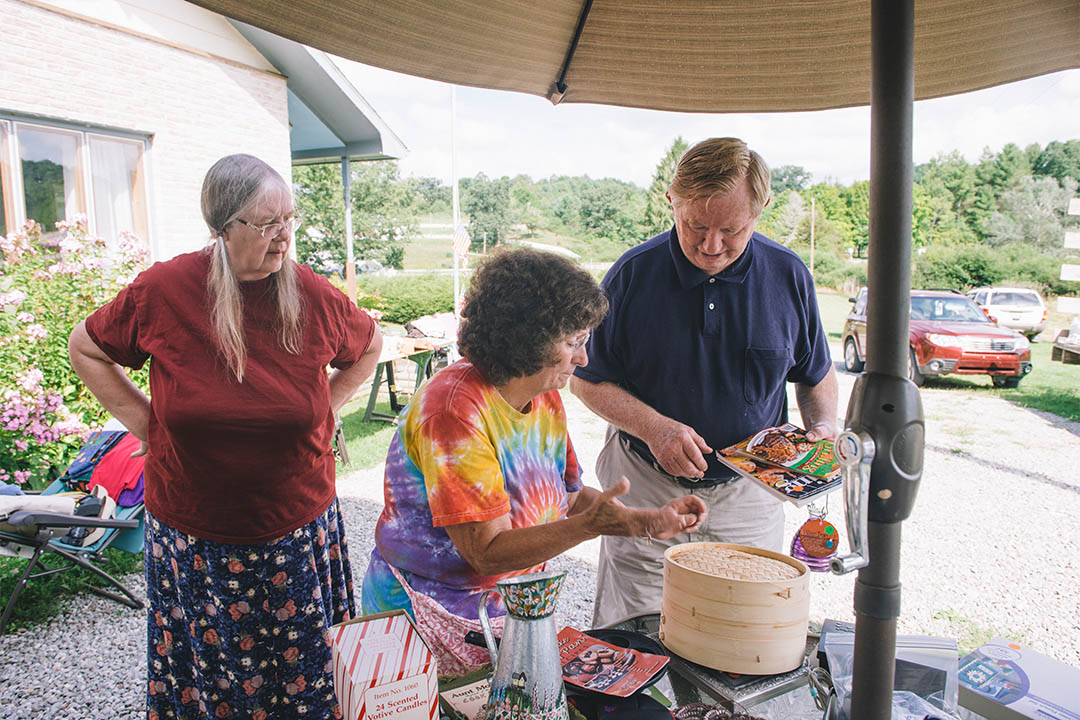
360, 307, 384, 323
0, 217, 149, 489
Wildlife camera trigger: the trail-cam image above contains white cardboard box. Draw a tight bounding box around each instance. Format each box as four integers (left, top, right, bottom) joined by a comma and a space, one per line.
331, 610, 439, 720
958, 638, 1080, 720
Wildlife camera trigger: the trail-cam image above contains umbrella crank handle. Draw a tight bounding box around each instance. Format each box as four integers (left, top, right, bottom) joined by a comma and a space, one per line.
831, 430, 874, 575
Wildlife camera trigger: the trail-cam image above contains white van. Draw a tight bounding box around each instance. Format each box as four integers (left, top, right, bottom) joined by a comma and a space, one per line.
966, 287, 1047, 340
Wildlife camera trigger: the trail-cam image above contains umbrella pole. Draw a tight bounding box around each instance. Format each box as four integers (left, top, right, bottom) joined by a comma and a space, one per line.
846, 1, 924, 718
867, 0, 914, 380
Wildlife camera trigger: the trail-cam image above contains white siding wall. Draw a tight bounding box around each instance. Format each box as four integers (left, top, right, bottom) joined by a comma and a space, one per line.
35, 0, 279, 71
0, 0, 292, 260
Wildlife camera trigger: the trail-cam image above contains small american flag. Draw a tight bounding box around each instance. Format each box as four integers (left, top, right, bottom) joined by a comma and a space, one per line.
452, 223, 470, 259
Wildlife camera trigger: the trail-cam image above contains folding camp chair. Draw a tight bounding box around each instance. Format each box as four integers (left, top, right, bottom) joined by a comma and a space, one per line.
0, 428, 146, 634
0, 505, 142, 633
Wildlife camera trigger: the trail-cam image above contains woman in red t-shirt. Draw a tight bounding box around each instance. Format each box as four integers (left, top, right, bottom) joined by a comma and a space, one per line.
68, 154, 382, 720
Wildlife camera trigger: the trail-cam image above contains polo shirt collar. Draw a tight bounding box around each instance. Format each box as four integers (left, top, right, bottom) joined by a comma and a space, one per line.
667, 226, 756, 290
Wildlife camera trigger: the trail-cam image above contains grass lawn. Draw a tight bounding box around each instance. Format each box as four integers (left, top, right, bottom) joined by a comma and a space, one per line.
406, 212, 512, 268
817, 289, 856, 342
404, 241, 457, 271
335, 395, 398, 472
406, 213, 455, 270
0, 547, 142, 633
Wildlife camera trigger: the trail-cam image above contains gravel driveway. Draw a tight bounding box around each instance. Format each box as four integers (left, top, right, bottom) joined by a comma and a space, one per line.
2, 350, 1078, 719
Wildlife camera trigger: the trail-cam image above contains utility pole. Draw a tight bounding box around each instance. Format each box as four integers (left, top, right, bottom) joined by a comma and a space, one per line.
810, 196, 816, 276
451, 86, 462, 317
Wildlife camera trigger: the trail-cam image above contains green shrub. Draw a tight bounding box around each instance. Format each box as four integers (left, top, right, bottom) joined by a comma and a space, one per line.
788, 247, 866, 292
913, 245, 1006, 290
356, 273, 456, 324
0, 218, 148, 489
992, 242, 1079, 296
325, 273, 384, 315
912, 242, 1078, 296
804, 251, 843, 289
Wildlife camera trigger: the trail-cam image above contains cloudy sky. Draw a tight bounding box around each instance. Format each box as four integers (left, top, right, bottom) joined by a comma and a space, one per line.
335, 60, 1080, 189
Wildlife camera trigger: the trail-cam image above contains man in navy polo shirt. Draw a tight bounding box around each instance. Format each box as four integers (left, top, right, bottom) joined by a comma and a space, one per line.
570, 137, 838, 627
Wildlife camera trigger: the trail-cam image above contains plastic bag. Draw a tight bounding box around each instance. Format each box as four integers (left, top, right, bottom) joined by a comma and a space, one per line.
822, 624, 961, 720
830, 691, 961, 720
748, 685, 825, 719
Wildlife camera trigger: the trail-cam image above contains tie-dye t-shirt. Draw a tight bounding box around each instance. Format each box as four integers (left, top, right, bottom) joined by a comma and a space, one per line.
364, 360, 583, 619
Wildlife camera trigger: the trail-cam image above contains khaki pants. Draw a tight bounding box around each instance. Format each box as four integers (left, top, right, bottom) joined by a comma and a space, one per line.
592, 425, 785, 628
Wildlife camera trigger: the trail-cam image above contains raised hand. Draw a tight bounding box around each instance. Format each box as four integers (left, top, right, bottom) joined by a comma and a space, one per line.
582, 477, 633, 536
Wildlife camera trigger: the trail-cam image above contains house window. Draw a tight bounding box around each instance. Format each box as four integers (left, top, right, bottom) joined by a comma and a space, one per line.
17, 123, 85, 238
0, 115, 150, 246
88, 134, 148, 243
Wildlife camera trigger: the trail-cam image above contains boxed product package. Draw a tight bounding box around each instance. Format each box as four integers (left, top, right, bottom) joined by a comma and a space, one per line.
330, 610, 439, 720
958, 638, 1080, 720
438, 668, 490, 720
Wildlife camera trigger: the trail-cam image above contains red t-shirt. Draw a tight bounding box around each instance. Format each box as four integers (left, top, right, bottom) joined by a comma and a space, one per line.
85, 250, 375, 543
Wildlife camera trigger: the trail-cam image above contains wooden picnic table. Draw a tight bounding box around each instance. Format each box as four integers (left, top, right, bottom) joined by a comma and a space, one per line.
362, 336, 456, 423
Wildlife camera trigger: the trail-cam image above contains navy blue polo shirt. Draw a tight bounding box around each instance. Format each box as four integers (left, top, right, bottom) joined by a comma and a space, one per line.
574, 227, 832, 478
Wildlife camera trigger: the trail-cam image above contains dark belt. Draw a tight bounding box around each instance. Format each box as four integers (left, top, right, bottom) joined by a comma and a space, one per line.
618, 431, 739, 490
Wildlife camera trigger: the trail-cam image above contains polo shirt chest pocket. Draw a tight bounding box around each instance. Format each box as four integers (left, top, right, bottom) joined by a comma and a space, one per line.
743, 347, 793, 405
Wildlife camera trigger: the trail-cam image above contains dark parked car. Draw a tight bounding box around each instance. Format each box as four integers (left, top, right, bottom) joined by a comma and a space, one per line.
842, 289, 1033, 388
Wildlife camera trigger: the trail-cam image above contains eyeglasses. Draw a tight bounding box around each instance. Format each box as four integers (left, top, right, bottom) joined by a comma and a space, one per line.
235, 215, 302, 240
567, 332, 591, 351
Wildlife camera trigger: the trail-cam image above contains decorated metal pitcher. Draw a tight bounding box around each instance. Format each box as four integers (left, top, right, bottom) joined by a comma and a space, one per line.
477, 570, 569, 720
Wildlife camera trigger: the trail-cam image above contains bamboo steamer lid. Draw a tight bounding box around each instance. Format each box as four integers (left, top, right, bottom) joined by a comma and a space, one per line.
660, 542, 810, 675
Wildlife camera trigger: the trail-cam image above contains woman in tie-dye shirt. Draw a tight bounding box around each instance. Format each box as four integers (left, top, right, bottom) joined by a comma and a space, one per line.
361, 249, 708, 631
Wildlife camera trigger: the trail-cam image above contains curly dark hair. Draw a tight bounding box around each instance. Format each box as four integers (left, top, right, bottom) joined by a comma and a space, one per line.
458, 248, 608, 386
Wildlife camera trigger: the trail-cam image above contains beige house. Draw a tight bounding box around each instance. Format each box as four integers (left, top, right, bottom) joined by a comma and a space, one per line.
0, 0, 405, 260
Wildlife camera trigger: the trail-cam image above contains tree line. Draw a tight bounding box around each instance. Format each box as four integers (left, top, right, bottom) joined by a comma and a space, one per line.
292, 138, 1079, 294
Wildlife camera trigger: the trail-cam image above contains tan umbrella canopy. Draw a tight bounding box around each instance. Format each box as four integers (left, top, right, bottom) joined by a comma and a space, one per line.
190, 0, 1076, 113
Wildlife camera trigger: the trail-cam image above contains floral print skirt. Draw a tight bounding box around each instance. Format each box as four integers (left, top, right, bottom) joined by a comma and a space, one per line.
144, 499, 355, 720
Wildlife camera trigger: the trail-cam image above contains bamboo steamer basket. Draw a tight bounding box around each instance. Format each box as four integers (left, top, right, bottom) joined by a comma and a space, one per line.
660, 542, 809, 675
